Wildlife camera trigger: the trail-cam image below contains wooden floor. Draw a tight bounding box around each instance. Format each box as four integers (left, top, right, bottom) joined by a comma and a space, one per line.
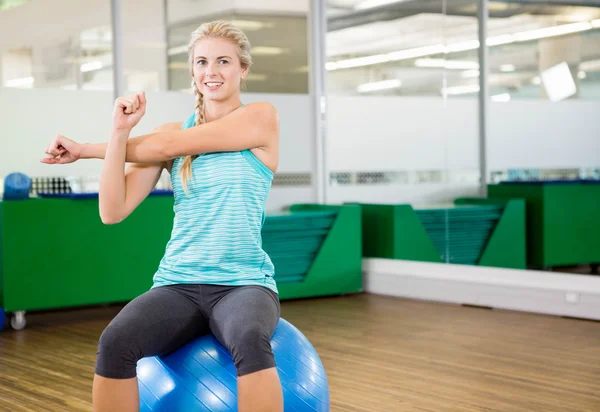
1, 293, 599, 411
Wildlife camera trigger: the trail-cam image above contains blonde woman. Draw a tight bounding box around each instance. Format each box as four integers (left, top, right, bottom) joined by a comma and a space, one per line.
43, 21, 282, 412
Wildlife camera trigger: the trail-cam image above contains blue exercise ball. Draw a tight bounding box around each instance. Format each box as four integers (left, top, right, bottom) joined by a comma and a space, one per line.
136, 318, 330, 411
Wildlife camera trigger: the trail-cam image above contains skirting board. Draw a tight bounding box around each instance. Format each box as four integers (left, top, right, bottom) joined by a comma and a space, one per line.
363, 258, 600, 321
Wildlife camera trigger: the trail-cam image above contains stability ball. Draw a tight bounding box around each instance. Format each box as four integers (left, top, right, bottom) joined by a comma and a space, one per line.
136, 318, 330, 411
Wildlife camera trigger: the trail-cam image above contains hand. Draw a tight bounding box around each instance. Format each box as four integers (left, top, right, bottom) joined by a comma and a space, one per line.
113, 92, 146, 132
41, 134, 82, 164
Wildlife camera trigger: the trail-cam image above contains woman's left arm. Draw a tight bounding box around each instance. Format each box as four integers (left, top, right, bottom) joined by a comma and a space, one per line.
120, 102, 278, 162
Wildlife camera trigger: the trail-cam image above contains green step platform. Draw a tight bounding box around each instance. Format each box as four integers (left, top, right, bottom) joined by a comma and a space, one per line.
360, 199, 526, 269
487, 181, 600, 268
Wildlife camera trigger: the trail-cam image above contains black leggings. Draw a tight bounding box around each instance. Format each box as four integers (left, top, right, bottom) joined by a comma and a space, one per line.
95, 284, 280, 379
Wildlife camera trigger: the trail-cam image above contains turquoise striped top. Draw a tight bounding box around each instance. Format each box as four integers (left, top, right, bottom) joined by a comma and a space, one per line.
152, 111, 277, 294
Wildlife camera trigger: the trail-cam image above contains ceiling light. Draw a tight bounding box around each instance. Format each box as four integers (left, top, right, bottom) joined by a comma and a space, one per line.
580, 59, 600, 71
167, 45, 188, 56
387, 44, 447, 61
461, 70, 480, 79
246, 73, 268, 81
442, 84, 480, 96
500, 64, 515, 72
5, 76, 34, 87
328, 20, 600, 72
446, 40, 480, 53
251, 46, 286, 55
415, 58, 479, 70
168, 61, 189, 70
357, 79, 401, 93
513, 22, 592, 42
80, 60, 103, 72
487, 35, 514, 47
328, 53, 390, 70
230, 20, 270, 31
491, 93, 511, 102
355, 0, 410, 11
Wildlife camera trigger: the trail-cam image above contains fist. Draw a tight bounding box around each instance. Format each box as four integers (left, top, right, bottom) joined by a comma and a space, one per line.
41, 134, 81, 164
113, 92, 146, 131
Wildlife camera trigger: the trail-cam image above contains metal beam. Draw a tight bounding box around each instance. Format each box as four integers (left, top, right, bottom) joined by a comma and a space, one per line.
478, 0, 489, 197
310, 0, 328, 204
110, 0, 124, 99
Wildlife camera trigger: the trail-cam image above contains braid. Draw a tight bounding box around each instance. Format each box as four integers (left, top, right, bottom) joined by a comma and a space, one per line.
179, 80, 205, 194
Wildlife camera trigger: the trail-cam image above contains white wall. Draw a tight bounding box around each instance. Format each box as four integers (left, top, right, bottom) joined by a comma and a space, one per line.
327, 96, 479, 172
488, 100, 600, 170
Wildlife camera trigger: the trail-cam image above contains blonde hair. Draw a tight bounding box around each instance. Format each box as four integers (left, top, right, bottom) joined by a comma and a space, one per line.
179, 20, 253, 193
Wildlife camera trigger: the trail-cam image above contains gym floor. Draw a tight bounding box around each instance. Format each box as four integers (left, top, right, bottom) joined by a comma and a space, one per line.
1, 293, 599, 411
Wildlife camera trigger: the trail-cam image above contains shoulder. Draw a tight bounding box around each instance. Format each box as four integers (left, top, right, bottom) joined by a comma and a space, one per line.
243, 101, 278, 119
242, 102, 279, 133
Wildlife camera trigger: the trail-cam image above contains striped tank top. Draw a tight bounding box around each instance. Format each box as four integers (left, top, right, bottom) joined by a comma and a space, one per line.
152, 111, 277, 294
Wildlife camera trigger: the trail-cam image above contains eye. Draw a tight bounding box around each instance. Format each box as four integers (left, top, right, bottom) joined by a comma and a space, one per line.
219, 60, 229, 65
196, 59, 206, 65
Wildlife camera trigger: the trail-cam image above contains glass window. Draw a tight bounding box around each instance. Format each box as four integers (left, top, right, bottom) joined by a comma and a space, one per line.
325, 0, 481, 205
487, 1, 600, 101
0, 2, 113, 91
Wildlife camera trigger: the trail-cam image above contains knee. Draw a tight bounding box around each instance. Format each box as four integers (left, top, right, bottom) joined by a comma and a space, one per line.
95, 322, 141, 379
228, 323, 276, 376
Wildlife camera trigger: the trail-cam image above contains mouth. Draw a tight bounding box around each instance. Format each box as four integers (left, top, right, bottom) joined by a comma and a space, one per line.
204, 81, 224, 91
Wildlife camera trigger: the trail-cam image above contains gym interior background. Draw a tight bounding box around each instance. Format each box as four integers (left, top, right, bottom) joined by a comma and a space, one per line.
1, 0, 599, 410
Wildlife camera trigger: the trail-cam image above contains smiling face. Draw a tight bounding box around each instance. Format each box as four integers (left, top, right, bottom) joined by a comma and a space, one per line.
191, 37, 249, 102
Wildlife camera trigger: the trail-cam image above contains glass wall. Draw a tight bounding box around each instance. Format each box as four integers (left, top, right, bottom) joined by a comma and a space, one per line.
0, 0, 113, 91
486, 2, 600, 186
325, 0, 481, 205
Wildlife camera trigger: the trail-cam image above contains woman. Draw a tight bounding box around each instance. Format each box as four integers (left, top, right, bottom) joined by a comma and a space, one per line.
42, 21, 283, 412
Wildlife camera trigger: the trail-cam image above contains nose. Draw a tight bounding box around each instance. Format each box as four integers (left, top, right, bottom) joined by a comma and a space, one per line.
205, 62, 220, 77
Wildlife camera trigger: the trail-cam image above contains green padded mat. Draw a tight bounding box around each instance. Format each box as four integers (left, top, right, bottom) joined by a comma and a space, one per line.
262, 210, 337, 284
415, 204, 504, 265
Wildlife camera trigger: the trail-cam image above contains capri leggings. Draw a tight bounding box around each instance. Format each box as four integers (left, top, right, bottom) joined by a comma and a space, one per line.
94, 284, 280, 379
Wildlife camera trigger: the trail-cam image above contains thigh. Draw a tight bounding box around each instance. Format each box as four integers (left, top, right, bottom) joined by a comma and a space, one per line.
208, 286, 280, 351
101, 285, 209, 359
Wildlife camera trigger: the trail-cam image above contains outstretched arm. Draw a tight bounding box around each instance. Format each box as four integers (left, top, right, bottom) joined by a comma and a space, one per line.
78, 121, 184, 162
42, 101, 278, 165
94, 102, 278, 163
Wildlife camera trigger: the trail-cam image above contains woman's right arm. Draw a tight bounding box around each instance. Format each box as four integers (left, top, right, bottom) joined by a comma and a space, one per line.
99, 122, 181, 225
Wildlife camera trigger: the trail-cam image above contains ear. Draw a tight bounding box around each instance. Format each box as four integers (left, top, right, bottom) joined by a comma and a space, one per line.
241, 66, 249, 80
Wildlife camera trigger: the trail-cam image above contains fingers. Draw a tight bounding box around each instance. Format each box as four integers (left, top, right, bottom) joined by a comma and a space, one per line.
44, 136, 66, 157
117, 94, 142, 114
138, 92, 146, 114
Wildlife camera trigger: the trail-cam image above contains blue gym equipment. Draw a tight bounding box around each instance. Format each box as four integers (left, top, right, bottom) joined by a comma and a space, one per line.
136, 318, 330, 411
2, 172, 31, 201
